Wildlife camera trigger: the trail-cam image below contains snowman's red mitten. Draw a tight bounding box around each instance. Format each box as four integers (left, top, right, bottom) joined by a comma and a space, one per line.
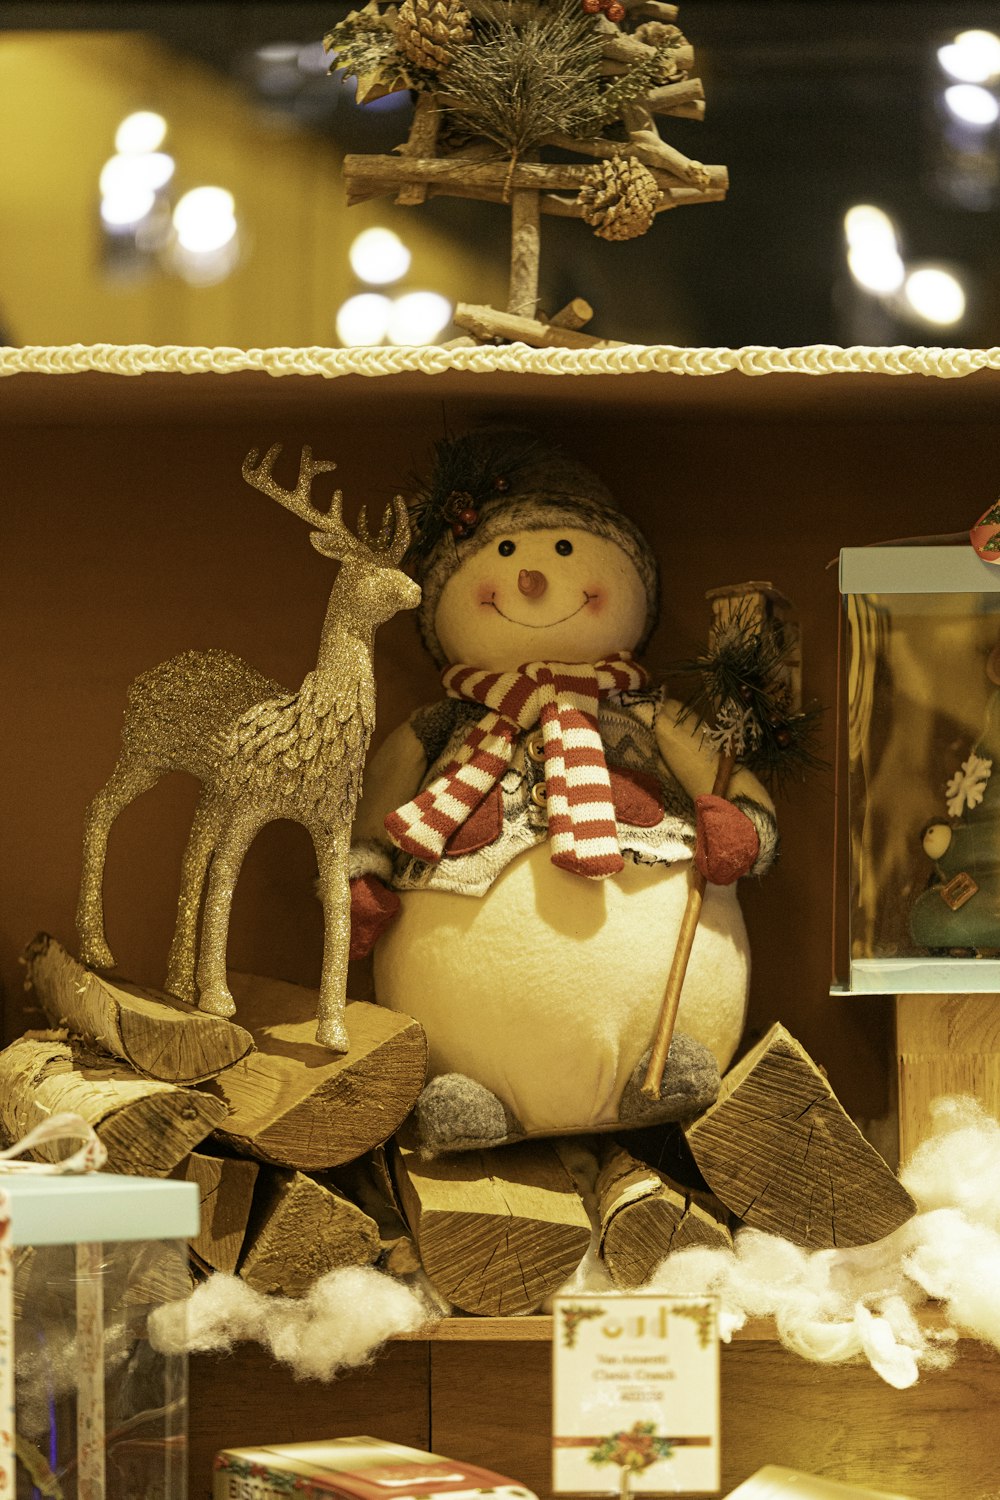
694, 794, 761, 885
349, 875, 401, 959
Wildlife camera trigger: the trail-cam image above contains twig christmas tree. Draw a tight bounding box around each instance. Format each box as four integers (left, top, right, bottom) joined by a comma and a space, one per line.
324, 0, 727, 344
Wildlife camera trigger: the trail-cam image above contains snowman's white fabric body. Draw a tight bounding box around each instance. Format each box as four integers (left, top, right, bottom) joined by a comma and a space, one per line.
350, 489, 777, 1140
356, 690, 770, 1134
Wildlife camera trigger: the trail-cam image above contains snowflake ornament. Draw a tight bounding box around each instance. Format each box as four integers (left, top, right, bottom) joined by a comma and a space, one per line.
945, 751, 993, 818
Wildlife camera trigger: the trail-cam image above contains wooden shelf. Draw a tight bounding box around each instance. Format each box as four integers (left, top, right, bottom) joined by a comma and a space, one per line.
7, 346, 1000, 1500
395, 1315, 782, 1342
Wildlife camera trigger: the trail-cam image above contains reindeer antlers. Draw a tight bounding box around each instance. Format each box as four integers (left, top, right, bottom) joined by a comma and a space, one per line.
357, 494, 411, 566
242, 444, 343, 529
243, 444, 411, 564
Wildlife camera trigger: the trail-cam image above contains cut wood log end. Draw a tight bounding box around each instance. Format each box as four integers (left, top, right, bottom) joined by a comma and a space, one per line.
684, 1023, 916, 1250
207, 979, 427, 1171
597, 1143, 730, 1289
395, 1141, 591, 1317
238, 1169, 381, 1296
181, 1151, 260, 1275
23, 934, 254, 1085
0, 1030, 231, 1177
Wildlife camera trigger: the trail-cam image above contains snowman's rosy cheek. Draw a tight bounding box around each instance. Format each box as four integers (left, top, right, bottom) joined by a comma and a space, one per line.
584, 588, 604, 613
476, 580, 498, 606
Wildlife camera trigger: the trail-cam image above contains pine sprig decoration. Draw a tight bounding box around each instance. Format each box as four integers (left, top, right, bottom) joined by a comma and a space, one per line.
587, 53, 665, 129
674, 600, 824, 788
437, 2, 605, 163
404, 431, 547, 567
588, 1421, 674, 1474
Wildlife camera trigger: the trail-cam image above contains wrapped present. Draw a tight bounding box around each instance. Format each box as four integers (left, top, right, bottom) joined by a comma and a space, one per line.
213, 1436, 538, 1500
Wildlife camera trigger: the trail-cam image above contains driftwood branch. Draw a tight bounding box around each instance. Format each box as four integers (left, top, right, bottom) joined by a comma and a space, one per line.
633, 1, 680, 18
454, 303, 625, 347
548, 297, 593, 330
395, 92, 442, 206
542, 131, 725, 192
508, 188, 541, 317
646, 78, 705, 113
343, 153, 727, 208
600, 34, 693, 75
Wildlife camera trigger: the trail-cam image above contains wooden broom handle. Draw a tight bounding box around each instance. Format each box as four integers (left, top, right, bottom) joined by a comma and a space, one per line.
640, 752, 735, 1101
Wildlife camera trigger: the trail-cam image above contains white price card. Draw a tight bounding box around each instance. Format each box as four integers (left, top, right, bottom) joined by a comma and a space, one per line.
551, 1294, 720, 1497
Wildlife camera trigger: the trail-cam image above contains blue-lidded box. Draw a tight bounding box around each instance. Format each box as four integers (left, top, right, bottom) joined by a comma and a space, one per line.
839, 545, 1000, 994
0, 1174, 198, 1500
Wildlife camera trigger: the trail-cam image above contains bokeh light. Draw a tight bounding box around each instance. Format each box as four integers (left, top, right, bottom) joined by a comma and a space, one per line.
172, 187, 238, 253
114, 110, 168, 154
348, 227, 411, 286
386, 291, 453, 345
336, 292, 393, 345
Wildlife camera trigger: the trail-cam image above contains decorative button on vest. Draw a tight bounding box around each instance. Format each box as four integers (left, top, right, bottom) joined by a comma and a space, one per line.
531, 781, 548, 808
527, 734, 546, 764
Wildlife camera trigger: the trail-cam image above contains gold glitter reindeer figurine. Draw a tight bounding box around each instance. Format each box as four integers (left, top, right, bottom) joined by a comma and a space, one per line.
76, 444, 420, 1051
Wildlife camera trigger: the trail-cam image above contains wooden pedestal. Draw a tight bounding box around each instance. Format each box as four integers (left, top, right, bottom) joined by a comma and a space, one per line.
895, 993, 1000, 1163
188, 1319, 1000, 1500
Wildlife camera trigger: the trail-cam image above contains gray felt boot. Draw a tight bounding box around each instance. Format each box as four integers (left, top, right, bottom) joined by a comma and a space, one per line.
618, 1033, 720, 1127
415, 1072, 525, 1156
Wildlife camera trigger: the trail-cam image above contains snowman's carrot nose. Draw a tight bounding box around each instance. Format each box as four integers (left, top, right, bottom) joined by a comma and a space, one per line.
518, 569, 547, 598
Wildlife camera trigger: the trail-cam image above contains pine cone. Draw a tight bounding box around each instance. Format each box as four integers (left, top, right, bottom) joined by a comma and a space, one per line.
578, 157, 661, 242
395, 0, 472, 72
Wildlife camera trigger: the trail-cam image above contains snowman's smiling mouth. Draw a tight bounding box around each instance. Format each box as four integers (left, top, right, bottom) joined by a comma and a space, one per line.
485, 592, 596, 628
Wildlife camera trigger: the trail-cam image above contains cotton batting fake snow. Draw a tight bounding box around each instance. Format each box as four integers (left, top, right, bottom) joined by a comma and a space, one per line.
629, 1095, 1000, 1387
149, 1096, 1000, 1388
901, 1095, 1000, 1229
149, 1264, 439, 1380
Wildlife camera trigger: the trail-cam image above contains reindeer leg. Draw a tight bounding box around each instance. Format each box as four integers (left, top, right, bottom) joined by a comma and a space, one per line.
165, 791, 224, 1005
77, 756, 161, 970
314, 833, 351, 1053
195, 813, 258, 1019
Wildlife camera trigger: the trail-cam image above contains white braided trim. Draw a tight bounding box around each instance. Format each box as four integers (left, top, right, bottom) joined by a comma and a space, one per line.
2, 343, 1000, 380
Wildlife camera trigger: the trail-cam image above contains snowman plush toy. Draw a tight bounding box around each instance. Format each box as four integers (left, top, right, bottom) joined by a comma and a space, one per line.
349, 432, 777, 1153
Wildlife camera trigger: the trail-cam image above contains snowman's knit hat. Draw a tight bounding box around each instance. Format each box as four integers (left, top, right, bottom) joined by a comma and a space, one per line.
407, 430, 660, 667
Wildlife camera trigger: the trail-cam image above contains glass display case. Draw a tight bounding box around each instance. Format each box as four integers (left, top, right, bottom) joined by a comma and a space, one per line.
839, 545, 1000, 993
3, 1174, 198, 1500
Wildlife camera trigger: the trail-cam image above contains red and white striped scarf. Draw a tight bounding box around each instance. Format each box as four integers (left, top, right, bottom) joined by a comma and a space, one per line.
384, 655, 648, 879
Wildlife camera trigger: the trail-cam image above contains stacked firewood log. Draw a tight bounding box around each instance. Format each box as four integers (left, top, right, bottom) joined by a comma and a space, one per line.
10, 935, 914, 1317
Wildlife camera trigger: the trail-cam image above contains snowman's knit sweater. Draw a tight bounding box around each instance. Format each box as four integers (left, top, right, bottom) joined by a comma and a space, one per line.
385, 657, 649, 879
383, 688, 777, 899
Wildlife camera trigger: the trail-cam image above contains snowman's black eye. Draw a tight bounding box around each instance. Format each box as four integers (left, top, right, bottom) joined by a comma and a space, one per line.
555, 539, 573, 556
498, 539, 516, 556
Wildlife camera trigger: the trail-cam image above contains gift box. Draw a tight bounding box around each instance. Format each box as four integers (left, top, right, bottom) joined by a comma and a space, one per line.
1, 1166, 198, 1500
838, 544, 1000, 994
724, 1468, 916, 1499
212, 1435, 538, 1500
